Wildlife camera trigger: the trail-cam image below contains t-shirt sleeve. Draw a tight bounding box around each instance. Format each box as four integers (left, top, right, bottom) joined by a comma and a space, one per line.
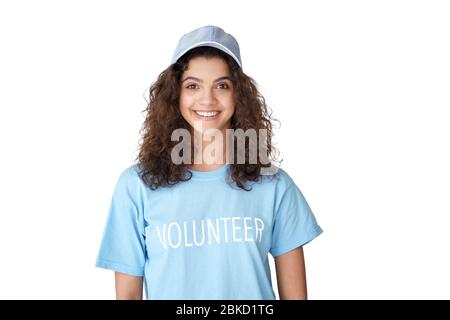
95, 167, 146, 276
270, 182, 323, 257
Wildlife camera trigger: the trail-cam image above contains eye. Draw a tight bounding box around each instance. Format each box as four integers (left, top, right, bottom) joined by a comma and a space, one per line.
217, 83, 230, 90
186, 84, 198, 90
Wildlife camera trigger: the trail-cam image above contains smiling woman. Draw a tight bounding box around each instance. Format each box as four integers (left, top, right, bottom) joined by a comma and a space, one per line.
96, 25, 323, 301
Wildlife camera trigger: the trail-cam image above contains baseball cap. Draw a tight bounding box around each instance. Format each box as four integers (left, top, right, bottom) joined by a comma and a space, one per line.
170, 25, 242, 69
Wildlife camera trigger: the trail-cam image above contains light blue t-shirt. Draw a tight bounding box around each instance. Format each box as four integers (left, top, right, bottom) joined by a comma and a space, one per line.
95, 164, 323, 300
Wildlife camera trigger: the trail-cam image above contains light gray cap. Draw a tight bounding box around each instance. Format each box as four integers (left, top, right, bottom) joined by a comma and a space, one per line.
170, 25, 242, 68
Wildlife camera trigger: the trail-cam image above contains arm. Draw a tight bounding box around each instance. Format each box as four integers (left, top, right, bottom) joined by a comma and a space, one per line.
274, 246, 308, 300
115, 272, 144, 300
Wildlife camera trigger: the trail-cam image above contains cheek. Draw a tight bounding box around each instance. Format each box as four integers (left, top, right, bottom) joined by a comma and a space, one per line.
179, 94, 193, 111
223, 94, 236, 113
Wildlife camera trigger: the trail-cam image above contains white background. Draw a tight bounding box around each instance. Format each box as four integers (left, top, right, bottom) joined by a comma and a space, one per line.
0, 0, 449, 299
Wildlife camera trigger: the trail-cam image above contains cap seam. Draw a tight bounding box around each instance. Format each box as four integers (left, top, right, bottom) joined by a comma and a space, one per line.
173, 41, 241, 68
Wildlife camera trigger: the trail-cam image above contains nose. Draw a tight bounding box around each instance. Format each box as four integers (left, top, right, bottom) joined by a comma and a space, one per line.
199, 88, 217, 106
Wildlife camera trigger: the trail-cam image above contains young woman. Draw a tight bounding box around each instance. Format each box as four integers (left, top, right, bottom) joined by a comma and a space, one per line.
96, 25, 323, 300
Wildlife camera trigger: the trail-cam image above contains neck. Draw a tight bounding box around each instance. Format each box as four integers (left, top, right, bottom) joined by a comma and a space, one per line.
190, 127, 229, 171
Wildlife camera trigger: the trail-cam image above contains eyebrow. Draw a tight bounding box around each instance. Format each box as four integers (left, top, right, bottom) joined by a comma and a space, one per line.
181, 76, 232, 83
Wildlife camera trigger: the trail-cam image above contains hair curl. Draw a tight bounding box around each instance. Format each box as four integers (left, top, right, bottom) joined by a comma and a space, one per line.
135, 46, 280, 191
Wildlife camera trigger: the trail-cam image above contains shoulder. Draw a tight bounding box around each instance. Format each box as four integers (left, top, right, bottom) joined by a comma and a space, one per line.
114, 164, 146, 191
254, 165, 297, 196
115, 164, 140, 181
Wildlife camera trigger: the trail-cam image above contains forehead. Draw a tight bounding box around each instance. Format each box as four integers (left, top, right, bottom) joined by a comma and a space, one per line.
183, 56, 230, 77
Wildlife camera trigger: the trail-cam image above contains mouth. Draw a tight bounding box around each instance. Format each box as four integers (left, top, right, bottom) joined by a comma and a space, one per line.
192, 110, 221, 120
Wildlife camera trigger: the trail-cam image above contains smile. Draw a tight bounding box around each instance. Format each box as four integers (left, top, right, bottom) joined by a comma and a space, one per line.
193, 110, 221, 120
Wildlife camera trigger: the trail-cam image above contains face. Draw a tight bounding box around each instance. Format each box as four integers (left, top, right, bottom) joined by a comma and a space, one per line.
179, 56, 235, 135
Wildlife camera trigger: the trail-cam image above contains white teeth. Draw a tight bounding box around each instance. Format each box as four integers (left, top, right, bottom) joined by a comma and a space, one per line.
194, 111, 219, 117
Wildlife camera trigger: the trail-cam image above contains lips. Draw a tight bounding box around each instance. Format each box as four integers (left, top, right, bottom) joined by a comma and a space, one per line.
193, 110, 221, 120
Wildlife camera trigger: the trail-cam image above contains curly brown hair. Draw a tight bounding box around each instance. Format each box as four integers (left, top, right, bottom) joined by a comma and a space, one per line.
134, 46, 281, 191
